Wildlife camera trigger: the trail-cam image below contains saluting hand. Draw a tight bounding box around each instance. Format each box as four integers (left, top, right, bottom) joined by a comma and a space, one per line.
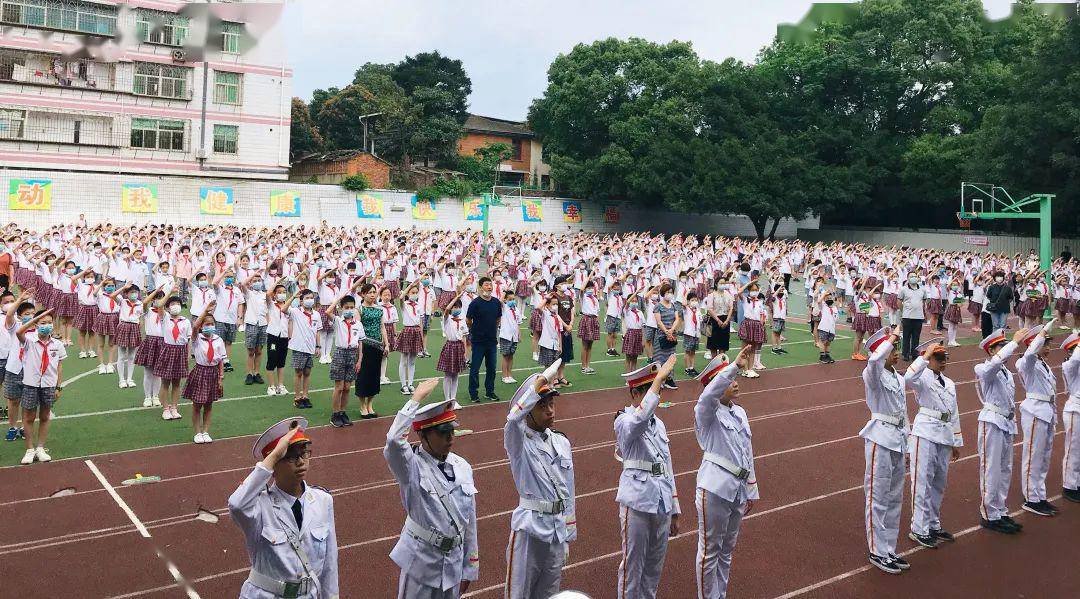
261, 424, 301, 469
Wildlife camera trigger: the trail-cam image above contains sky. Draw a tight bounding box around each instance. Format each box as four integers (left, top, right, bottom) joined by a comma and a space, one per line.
283, 0, 1019, 121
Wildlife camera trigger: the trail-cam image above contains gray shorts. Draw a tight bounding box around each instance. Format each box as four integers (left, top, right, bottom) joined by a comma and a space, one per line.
643, 326, 658, 345
21, 385, 56, 412
0, 360, 5, 385
604, 316, 621, 335
244, 324, 268, 349
422, 314, 431, 334
3, 370, 23, 401
772, 318, 786, 334
683, 334, 699, 353
499, 338, 518, 356
217, 321, 238, 344
818, 330, 836, 344
291, 350, 314, 371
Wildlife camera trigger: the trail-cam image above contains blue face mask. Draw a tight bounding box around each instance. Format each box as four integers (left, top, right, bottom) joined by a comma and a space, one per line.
223, 277, 235, 286
451, 309, 461, 317
104, 285, 115, 293
38, 324, 53, 337
421, 279, 431, 287
506, 300, 516, 308
202, 326, 216, 337
251, 282, 265, 292
342, 309, 356, 319
196, 280, 208, 288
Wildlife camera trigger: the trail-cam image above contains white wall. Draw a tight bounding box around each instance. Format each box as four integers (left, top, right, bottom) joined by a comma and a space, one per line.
799, 226, 1079, 256
0, 168, 820, 237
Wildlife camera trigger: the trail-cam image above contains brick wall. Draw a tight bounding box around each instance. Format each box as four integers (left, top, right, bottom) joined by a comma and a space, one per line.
289, 154, 390, 188
457, 132, 531, 173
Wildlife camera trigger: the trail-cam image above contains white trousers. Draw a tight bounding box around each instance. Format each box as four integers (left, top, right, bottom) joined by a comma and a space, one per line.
398, 572, 460, 599
978, 421, 1014, 520
909, 436, 952, 535
504, 530, 566, 599
864, 439, 904, 558
695, 488, 744, 599
1064, 411, 1080, 490
616, 505, 671, 599
1020, 411, 1055, 503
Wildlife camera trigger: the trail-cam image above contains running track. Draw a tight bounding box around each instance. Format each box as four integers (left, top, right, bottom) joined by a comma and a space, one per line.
2, 344, 1078, 598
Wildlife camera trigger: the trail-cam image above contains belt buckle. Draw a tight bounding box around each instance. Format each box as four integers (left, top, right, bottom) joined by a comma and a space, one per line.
552, 499, 565, 514
282, 581, 301, 599
736, 467, 750, 480
938, 411, 951, 423
436, 533, 455, 553
650, 462, 664, 477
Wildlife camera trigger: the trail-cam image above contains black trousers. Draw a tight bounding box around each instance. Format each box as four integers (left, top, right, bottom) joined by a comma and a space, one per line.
901, 318, 923, 360
981, 311, 994, 340
783, 273, 791, 291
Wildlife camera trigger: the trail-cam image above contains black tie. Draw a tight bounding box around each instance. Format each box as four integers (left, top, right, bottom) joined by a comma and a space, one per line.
438, 462, 456, 482
291, 499, 303, 531
936, 374, 946, 388
540, 432, 549, 442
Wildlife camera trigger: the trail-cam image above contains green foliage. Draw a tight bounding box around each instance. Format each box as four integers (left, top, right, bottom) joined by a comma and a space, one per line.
289, 97, 323, 161
417, 142, 513, 201
340, 173, 370, 193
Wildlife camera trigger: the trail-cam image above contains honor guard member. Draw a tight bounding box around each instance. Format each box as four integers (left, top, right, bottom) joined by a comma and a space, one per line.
384, 378, 480, 599
974, 327, 1028, 534
228, 418, 339, 599
903, 340, 961, 548
1016, 320, 1061, 517
504, 359, 577, 599
859, 326, 911, 574
693, 345, 757, 599
1059, 332, 1080, 503
614, 354, 681, 599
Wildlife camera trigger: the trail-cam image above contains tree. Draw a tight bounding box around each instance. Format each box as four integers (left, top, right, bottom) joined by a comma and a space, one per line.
417, 142, 512, 200
289, 97, 323, 161
390, 51, 472, 165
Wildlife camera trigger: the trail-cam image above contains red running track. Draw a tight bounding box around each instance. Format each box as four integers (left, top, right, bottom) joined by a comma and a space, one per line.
2, 345, 1078, 598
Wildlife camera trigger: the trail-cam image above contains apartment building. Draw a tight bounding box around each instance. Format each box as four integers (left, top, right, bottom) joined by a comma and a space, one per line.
0, 0, 292, 179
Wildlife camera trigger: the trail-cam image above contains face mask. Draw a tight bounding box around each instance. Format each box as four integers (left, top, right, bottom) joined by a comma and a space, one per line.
202, 326, 216, 337
408, 294, 419, 301
748, 291, 759, 298
584, 290, 594, 297
302, 298, 315, 308
608, 270, 616, 277
421, 279, 431, 287
994, 276, 1004, 283
628, 302, 639, 310
168, 304, 182, 316
252, 282, 265, 292
537, 286, 547, 292
908, 277, 918, 285
38, 324, 53, 337
548, 305, 557, 313
663, 293, 674, 302
825, 299, 835, 306
128, 292, 139, 301
451, 309, 461, 317
557, 284, 568, 292
20, 315, 32, 324
104, 285, 116, 293
466, 284, 477, 293
342, 309, 356, 319
66, 268, 76, 275
275, 293, 287, 302
690, 300, 700, 308
223, 277, 235, 286
506, 300, 516, 308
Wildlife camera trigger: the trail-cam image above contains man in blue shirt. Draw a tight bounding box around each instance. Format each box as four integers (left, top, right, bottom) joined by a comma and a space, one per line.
466, 276, 503, 402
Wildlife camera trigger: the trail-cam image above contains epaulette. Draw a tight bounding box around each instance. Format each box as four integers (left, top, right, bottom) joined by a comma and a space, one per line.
551, 429, 569, 440
310, 485, 332, 495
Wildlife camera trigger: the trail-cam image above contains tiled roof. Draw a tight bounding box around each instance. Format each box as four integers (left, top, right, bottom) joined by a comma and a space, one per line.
464, 114, 534, 138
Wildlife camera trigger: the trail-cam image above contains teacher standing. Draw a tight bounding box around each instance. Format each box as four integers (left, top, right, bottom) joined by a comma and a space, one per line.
467, 276, 502, 403
897, 272, 927, 362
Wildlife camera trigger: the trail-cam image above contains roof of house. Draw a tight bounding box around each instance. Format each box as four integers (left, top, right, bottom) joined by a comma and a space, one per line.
291, 149, 392, 167
463, 114, 535, 138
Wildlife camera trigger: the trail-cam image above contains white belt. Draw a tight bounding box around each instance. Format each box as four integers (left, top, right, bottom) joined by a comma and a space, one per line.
982, 402, 1015, 420
1069, 393, 1080, 404
1026, 393, 1054, 403
519, 497, 566, 515
871, 412, 904, 427
246, 570, 313, 598
404, 515, 461, 553
702, 452, 750, 481
918, 407, 952, 423
623, 459, 666, 476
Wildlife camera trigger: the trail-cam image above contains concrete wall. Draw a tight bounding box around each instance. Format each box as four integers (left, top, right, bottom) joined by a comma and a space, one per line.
799, 226, 1079, 256
0, 167, 820, 236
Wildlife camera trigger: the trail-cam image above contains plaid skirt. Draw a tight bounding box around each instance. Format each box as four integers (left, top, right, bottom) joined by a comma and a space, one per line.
94, 312, 120, 336
1018, 299, 1044, 318
181, 363, 222, 404
737, 318, 766, 346
329, 346, 359, 382
153, 343, 190, 380
966, 300, 983, 316
320, 306, 335, 332
42, 286, 59, 311
577, 314, 600, 342
925, 299, 945, 316
1055, 298, 1075, 314
853, 313, 881, 334
539, 345, 561, 367
73, 304, 98, 332
437, 291, 456, 310
386, 280, 401, 300
884, 293, 900, 311
516, 280, 531, 298
437, 340, 466, 374
397, 325, 423, 355
384, 323, 399, 352
944, 304, 962, 324
622, 328, 644, 357
134, 335, 163, 369
57, 292, 78, 318
115, 321, 143, 348
528, 308, 544, 334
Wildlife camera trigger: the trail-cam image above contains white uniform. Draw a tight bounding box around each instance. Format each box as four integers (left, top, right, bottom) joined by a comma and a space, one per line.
1061, 347, 1080, 491
694, 362, 758, 599
384, 401, 479, 599
1016, 336, 1058, 503
227, 464, 339, 599
503, 388, 577, 599
858, 339, 909, 559
904, 357, 963, 536
974, 341, 1019, 520
614, 390, 681, 599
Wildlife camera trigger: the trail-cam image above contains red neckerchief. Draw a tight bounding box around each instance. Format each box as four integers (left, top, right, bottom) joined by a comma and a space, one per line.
38, 339, 50, 374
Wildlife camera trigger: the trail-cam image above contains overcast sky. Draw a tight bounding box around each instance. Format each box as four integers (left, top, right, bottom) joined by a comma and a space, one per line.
283, 0, 1018, 121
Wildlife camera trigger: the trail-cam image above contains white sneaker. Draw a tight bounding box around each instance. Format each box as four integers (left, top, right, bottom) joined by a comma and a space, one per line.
105, 363, 115, 374
118, 379, 126, 389
162, 408, 171, 420
79, 351, 87, 359
278, 385, 289, 395
97, 364, 106, 375
742, 369, 760, 379
143, 397, 153, 408
267, 385, 278, 396
127, 378, 136, 387
753, 363, 767, 370
502, 377, 515, 384
193, 433, 205, 444
532, 352, 540, 362
202, 432, 213, 443
171, 406, 182, 420
947, 341, 961, 347
151, 397, 161, 407
20, 448, 35, 465
88, 351, 97, 358
380, 376, 392, 385
35, 447, 51, 462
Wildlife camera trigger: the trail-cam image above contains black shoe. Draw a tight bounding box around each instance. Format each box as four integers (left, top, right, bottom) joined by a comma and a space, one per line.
930, 528, 955, 543
818, 354, 829, 363
687, 368, 700, 378
303, 398, 314, 409
888, 554, 910, 570
330, 412, 344, 428
1023, 501, 1055, 517
778, 347, 789, 354
908, 532, 938, 548
470, 396, 481, 404
980, 518, 1018, 534
294, 398, 306, 410
606, 349, 617, 357
770, 347, 783, 355
464, 360, 471, 368
253, 373, 265, 384
486, 394, 500, 402
662, 379, 678, 390
1039, 500, 1060, 515
684, 368, 694, 377
825, 354, 836, 364
224, 362, 234, 373
1001, 515, 1023, 531
1064, 488, 1080, 503
244, 374, 254, 386
869, 554, 901, 574
341, 412, 354, 426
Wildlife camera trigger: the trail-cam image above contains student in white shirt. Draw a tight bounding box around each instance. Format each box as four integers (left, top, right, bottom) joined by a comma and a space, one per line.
577, 282, 602, 375
622, 293, 646, 371
212, 270, 244, 373
15, 309, 67, 465
3, 292, 35, 442
816, 289, 839, 364
73, 269, 99, 360
500, 289, 523, 384
94, 278, 122, 375
768, 283, 790, 356
264, 283, 298, 397
324, 294, 364, 428
682, 291, 702, 377
183, 308, 227, 444
397, 281, 425, 394
241, 271, 269, 388
287, 289, 323, 409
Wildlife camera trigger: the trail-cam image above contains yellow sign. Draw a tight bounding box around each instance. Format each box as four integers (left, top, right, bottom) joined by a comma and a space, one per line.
270, 190, 301, 217
411, 196, 437, 220
8, 179, 52, 210
200, 187, 234, 215
121, 184, 158, 213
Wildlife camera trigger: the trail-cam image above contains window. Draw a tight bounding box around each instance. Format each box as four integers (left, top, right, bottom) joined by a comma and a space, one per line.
213, 71, 242, 105
0, 0, 116, 35
213, 125, 238, 154
0, 108, 25, 139
133, 62, 189, 99
135, 9, 188, 47
221, 21, 241, 54
130, 118, 184, 151
511, 138, 523, 161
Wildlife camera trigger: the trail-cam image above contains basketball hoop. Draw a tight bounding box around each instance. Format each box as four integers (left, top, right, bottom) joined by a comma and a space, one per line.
956, 212, 973, 229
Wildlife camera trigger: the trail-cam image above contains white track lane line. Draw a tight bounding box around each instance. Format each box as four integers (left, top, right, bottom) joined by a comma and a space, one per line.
86, 460, 202, 599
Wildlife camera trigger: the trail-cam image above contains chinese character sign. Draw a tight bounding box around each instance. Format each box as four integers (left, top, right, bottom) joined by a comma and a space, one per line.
411, 196, 437, 221
562, 200, 582, 223
269, 190, 301, 217
200, 187, 234, 215
8, 179, 52, 210
356, 193, 384, 219
121, 184, 158, 213
522, 199, 543, 222
603, 205, 620, 224
463, 197, 485, 221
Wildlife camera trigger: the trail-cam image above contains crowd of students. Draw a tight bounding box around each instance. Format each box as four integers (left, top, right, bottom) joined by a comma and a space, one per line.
0, 222, 1077, 465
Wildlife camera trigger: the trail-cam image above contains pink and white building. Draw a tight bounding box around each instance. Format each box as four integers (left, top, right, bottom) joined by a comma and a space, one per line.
0, 0, 291, 179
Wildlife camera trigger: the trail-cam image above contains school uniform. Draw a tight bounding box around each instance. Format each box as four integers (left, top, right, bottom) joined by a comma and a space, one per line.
770, 293, 788, 335
213, 284, 245, 344
134, 308, 164, 372
904, 357, 962, 538
288, 308, 322, 371
817, 303, 838, 344
73, 281, 99, 333
605, 292, 624, 335
398, 301, 425, 356
682, 304, 701, 352
537, 309, 563, 367
182, 333, 227, 404
20, 335, 67, 412
329, 316, 364, 382
622, 308, 645, 358
266, 302, 291, 372
245, 289, 270, 351
94, 291, 120, 337
1016, 335, 1058, 505
382, 303, 400, 353
115, 299, 144, 348
437, 317, 468, 375
577, 293, 601, 342
154, 316, 192, 380
190, 284, 216, 320
974, 341, 1019, 522
1062, 345, 1080, 493
852, 294, 883, 334
736, 296, 766, 346
499, 303, 523, 357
